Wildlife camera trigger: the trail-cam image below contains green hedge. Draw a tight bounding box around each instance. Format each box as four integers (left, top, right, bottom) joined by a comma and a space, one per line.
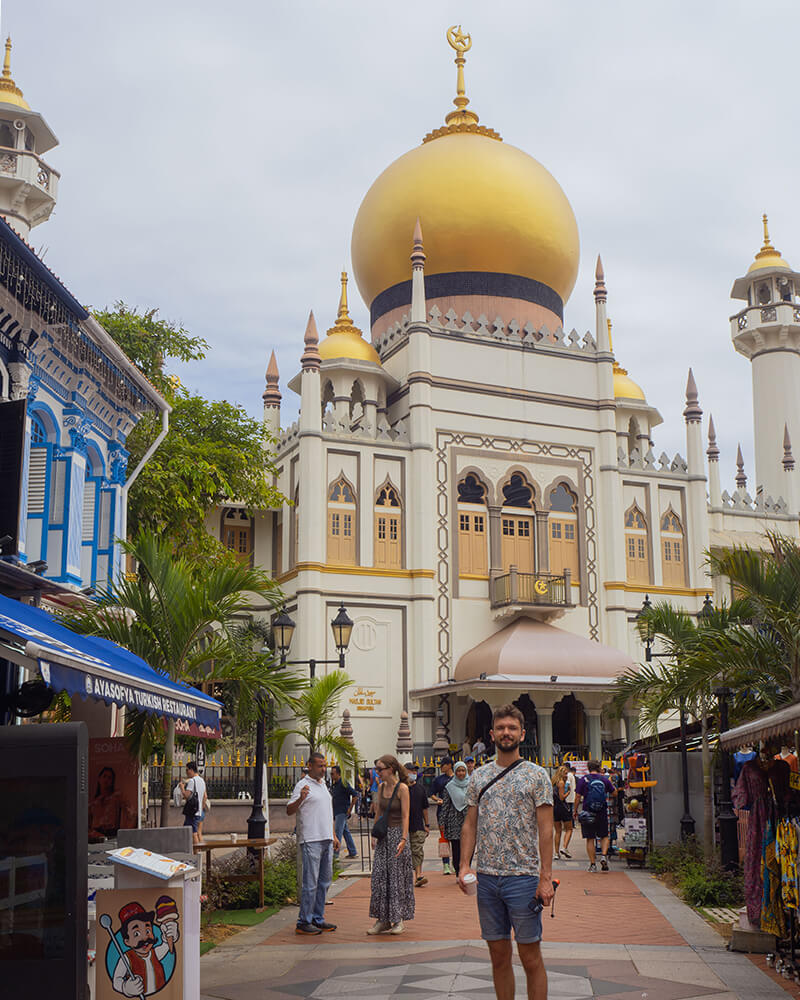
204, 838, 298, 911
649, 840, 743, 908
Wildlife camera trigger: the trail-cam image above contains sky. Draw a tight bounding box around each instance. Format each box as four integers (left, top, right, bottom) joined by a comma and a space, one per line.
9, 1, 800, 490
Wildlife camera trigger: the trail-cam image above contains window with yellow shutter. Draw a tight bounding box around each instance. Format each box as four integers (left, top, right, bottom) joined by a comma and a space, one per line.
457, 474, 489, 576
624, 504, 649, 584
328, 476, 357, 565
374, 478, 402, 569
660, 507, 685, 588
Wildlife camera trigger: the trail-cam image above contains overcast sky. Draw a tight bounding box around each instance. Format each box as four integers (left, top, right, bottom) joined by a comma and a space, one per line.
10, 1, 800, 490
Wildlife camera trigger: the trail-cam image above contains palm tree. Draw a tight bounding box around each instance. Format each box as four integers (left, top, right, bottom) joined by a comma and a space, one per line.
275, 669, 359, 774
64, 532, 297, 824
710, 534, 800, 705
612, 598, 750, 856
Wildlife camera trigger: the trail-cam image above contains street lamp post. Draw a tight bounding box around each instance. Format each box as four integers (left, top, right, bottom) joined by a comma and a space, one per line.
637, 594, 696, 840
246, 604, 353, 840
714, 684, 738, 870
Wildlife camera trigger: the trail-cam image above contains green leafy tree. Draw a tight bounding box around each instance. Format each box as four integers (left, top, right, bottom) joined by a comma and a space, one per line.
63, 532, 298, 825
93, 302, 285, 552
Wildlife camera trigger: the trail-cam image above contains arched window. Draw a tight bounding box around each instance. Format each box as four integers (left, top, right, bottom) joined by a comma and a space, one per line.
223, 507, 253, 565
457, 474, 488, 576
660, 507, 685, 588
327, 475, 356, 565
548, 484, 579, 580
374, 480, 402, 569
501, 472, 535, 573
349, 380, 365, 427
321, 380, 334, 422
624, 504, 649, 584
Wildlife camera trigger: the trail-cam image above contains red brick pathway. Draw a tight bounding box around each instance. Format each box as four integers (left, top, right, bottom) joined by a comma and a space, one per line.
261, 866, 685, 946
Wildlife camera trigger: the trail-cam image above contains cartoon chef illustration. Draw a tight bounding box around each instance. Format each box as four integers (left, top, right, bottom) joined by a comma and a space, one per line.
104, 899, 180, 997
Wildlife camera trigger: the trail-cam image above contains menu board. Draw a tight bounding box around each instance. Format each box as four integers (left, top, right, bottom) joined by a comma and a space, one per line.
107, 847, 193, 881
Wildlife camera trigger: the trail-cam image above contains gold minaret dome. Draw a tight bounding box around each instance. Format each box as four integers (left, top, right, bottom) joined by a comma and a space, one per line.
351, 27, 579, 320
318, 271, 382, 365
0, 38, 29, 110
748, 215, 791, 274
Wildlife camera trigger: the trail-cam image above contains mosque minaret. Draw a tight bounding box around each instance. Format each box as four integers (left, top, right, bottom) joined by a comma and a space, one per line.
0, 37, 58, 239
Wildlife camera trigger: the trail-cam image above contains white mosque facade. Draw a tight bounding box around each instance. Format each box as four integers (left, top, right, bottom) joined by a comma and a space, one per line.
207, 34, 800, 763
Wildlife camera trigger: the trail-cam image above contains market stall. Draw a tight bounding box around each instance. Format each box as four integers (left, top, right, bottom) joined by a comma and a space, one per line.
721, 703, 800, 965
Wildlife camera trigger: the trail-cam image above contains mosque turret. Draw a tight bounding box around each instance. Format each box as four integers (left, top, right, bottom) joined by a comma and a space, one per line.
262, 350, 281, 439
0, 37, 59, 238
783, 424, 796, 515
683, 369, 709, 588
731, 216, 800, 500
706, 414, 722, 507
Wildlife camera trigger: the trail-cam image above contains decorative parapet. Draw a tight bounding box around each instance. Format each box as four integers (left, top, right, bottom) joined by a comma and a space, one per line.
715, 489, 789, 516
373, 306, 598, 358
618, 448, 688, 475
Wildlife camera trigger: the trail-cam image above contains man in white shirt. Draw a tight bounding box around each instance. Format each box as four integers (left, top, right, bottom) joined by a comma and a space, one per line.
287, 751, 340, 935
180, 761, 209, 845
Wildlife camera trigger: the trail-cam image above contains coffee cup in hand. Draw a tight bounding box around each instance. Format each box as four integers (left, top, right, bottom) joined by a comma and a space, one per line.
462, 873, 478, 896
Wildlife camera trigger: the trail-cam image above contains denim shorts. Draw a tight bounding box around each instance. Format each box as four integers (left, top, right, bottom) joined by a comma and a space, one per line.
183, 812, 203, 833
477, 874, 542, 944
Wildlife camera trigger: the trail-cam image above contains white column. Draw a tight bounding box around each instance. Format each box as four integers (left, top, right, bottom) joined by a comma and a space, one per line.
537, 707, 553, 765
586, 708, 602, 761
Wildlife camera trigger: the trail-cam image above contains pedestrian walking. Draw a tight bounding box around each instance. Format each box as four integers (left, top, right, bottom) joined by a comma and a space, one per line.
430, 757, 455, 874
459, 704, 554, 1000
551, 764, 573, 859
472, 736, 487, 759
465, 755, 476, 776
329, 765, 358, 859
406, 762, 430, 887
439, 760, 470, 874
573, 759, 617, 872
179, 762, 209, 846
286, 751, 340, 935
368, 755, 415, 935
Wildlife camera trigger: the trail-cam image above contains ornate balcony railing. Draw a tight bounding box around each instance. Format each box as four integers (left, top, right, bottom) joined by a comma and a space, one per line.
0, 146, 60, 197
490, 567, 573, 609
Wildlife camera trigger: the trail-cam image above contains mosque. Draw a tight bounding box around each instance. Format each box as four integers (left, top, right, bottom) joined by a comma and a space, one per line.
4, 20, 792, 763
213, 26, 800, 765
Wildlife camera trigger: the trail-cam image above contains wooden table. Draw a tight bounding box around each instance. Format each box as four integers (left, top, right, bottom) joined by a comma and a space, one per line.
193, 837, 277, 910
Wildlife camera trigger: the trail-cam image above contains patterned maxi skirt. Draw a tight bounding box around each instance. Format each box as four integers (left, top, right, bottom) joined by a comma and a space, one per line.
369, 826, 415, 924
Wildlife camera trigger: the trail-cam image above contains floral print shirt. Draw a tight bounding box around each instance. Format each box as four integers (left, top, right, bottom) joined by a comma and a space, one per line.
466, 760, 553, 876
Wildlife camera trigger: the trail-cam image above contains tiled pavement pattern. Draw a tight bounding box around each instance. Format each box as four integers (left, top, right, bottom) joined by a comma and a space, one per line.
201, 841, 791, 1000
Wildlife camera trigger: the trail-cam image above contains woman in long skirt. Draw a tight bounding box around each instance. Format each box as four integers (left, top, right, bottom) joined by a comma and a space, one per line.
368, 754, 415, 935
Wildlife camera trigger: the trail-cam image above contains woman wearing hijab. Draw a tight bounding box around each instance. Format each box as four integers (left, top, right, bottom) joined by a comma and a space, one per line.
438, 760, 470, 875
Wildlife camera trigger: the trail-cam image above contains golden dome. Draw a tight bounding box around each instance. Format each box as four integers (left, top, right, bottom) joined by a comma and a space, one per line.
0, 38, 29, 111
614, 367, 646, 402
350, 28, 579, 317
318, 272, 382, 365
748, 214, 791, 273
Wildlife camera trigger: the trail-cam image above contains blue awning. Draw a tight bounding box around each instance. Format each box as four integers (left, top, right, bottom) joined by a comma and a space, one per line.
0, 593, 222, 734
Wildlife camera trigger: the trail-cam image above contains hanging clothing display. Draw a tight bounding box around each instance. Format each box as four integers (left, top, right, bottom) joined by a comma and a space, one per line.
734, 749, 757, 780
733, 759, 770, 925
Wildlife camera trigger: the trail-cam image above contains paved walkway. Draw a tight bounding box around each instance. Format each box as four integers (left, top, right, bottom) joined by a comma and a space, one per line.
200, 839, 788, 1000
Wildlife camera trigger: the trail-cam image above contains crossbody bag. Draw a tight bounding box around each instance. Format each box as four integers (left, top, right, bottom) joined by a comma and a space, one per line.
477, 757, 525, 804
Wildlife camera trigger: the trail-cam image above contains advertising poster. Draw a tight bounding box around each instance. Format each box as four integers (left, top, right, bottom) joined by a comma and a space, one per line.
96, 888, 184, 999
89, 737, 138, 842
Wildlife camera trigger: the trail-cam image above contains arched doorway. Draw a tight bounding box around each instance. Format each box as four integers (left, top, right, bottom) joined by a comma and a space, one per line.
465, 699, 492, 747
513, 693, 538, 757
552, 694, 588, 759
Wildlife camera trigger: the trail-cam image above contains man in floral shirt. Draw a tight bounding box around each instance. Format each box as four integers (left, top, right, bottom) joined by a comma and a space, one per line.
459, 704, 553, 1000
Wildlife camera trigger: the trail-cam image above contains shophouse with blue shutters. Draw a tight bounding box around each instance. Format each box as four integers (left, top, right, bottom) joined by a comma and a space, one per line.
0, 39, 167, 596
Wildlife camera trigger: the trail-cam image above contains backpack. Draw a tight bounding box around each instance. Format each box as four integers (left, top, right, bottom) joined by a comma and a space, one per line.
583, 776, 608, 814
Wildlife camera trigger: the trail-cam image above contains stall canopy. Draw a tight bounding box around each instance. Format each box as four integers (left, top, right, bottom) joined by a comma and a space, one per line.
0, 592, 222, 735
719, 702, 800, 750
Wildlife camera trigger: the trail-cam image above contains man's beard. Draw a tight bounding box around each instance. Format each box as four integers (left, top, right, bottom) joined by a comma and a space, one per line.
497, 736, 520, 751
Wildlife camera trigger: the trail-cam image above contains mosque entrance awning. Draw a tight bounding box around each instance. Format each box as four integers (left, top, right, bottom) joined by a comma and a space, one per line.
0, 593, 222, 734
411, 617, 633, 700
